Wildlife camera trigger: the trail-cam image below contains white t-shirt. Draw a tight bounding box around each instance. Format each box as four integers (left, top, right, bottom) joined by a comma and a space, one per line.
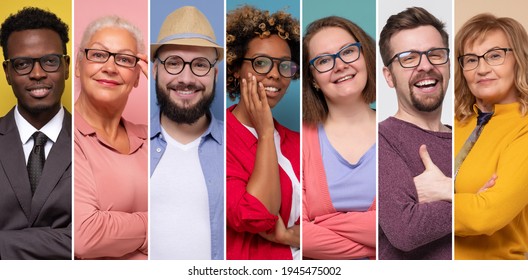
150, 127, 211, 260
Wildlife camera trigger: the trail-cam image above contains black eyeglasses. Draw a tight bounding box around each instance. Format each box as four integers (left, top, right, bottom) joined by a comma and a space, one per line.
243, 56, 298, 78
84, 49, 139, 68
4, 54, 68, 75
157, 55, 216, 77
386, 48, 450, 68
458, 48, 513, 71
309, 42, 362, 73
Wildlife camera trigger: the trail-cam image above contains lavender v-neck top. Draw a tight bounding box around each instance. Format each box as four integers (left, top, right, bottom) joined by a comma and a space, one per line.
318, 125, 376, 212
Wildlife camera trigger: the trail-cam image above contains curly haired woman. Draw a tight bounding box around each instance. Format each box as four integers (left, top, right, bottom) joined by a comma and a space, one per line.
225, 5, 301, 260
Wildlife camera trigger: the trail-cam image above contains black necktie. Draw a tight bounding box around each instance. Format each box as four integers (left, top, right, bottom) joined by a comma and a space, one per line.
27, 131, 48, 195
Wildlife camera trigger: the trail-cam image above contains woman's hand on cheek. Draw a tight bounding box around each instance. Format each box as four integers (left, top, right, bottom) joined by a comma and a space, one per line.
240, 72, 274, 138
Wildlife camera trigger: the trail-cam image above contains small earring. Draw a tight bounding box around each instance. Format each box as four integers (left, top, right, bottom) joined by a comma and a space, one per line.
312, 80, 320, 91
233, 78, 240, 90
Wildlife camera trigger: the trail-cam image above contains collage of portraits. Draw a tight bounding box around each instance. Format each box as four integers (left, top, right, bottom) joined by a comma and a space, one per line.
1, 0, 528, 273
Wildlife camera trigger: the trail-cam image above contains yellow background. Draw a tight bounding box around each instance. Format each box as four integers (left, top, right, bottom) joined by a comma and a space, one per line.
0, 0, 72, 115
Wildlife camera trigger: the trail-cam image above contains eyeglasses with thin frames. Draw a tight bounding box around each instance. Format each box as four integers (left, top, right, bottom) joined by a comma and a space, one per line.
3, 54, 68, 75
84, 49, 139, 68
386, 48, 450, 68
309, 42, 362, 73
157, 55, 216, 77
242, 56, 299, 78
458, 48, 513, 71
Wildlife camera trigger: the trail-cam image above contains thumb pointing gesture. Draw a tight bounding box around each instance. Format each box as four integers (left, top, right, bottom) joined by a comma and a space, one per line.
418, 144, 437, 171
414, 144, 452, 203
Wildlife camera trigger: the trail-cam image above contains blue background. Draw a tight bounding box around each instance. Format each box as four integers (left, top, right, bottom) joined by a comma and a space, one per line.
150, 0, 225, 121
226, 0, 300, 132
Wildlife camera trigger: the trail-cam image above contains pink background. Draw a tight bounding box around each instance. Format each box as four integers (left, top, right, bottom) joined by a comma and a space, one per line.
74, 0, 148, 125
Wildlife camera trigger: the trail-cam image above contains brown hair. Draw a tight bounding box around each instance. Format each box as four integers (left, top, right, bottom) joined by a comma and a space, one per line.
379, 7, 448, 67
226, 5, 300, 100
302, 16, 376, 124
455, 13, 528, 123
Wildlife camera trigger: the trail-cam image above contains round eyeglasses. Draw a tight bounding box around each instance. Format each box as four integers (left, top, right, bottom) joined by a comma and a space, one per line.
458, 48, 513, 71
4, 54, 68, 75
387, 48, 450, 68
157, 55, 216, 77
242, 56, 299, 78
84, 49, 139, 68
309, 42, 362, 73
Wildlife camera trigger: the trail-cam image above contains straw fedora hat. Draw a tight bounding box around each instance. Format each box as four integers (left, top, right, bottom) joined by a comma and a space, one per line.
150, 6, 224, 62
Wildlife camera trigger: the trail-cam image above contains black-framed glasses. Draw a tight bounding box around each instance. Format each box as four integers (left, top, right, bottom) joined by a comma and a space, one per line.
4, 54, 68, 75
84, 49, 139, 68
243, 56, 298, 78
386, 48, 450, 68
157, 55, 216, 77
458, 48, 513, 71
309, 42, 362, 73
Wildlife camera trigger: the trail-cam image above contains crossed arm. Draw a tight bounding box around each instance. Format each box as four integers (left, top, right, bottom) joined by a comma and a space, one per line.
302, 202, 376, 259
379, 140, 452, 252
74, 140, 147, 259
455, 132, 528, 236
0, 225, 71, 260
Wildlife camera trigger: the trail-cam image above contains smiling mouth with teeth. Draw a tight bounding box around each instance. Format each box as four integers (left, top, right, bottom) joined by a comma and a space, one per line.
336, 74, 355, 83
264, 87, 279, 92
175, 90, 195, 95
414, 79, 438, 88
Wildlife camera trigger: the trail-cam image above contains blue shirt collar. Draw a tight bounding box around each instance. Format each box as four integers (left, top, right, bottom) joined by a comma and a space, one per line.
150, 109, 223, 145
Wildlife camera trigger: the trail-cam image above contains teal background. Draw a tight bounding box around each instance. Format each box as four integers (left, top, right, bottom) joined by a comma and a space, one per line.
302, 0, 377, 110
226, 0, 300, 132
303, 0, 376, 38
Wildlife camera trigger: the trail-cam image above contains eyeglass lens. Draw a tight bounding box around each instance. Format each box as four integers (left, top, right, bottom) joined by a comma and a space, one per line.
250, 56, 298, 78
85, 49, 138, 68
396, 48, 449, 68
311, 43, 361, 73
459, 49, 509, 70
10, 54, 63, 75
161, 56, 213, 76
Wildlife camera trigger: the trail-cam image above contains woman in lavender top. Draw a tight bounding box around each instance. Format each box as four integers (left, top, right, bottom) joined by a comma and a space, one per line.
302, 16, 376, 260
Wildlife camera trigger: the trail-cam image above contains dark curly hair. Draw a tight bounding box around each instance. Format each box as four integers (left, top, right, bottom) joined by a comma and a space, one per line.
226, 5, 300, 100
1, 7, 69, 60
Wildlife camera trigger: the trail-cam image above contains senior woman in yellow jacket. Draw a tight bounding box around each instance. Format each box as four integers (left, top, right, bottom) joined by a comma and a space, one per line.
454, 13, 528, 260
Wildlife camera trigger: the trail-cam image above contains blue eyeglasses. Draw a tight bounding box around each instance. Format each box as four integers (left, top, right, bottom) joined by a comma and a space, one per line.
309, 42, 362, 73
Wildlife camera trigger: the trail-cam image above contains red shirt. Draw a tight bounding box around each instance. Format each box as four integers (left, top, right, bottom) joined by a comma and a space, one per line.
226, 105, 300, 260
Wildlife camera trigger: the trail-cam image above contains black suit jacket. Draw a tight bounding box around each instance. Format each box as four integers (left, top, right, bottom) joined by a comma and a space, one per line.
0, 108, 71, 259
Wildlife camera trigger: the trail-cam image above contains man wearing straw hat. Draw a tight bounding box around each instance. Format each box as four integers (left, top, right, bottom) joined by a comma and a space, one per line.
150, 6, 224, 260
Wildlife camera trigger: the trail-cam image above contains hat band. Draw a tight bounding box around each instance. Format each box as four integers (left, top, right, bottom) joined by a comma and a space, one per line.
158, 33, 217, 45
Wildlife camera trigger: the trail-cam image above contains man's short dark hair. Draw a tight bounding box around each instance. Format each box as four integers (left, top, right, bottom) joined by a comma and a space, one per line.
379, 7, 448, 67
0, 7, 69, 60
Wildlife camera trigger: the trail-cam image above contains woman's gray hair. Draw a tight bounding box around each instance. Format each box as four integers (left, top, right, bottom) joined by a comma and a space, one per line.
77, 15, 144, 61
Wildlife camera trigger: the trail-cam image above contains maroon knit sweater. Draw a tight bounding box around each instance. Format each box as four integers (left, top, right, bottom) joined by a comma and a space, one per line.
378, 117, 452, 260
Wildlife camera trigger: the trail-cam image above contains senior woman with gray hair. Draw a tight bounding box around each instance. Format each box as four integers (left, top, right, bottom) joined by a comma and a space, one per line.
74, 15, 149, 260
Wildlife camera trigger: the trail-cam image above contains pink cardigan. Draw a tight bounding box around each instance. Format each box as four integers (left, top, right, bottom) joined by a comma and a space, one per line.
302, 124, 376, 259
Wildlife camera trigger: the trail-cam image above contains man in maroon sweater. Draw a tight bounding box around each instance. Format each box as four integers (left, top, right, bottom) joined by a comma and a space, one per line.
378, 7, 453, 259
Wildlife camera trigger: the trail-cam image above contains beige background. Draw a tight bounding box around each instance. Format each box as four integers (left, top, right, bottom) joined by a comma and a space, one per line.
455, 0, 528, 32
